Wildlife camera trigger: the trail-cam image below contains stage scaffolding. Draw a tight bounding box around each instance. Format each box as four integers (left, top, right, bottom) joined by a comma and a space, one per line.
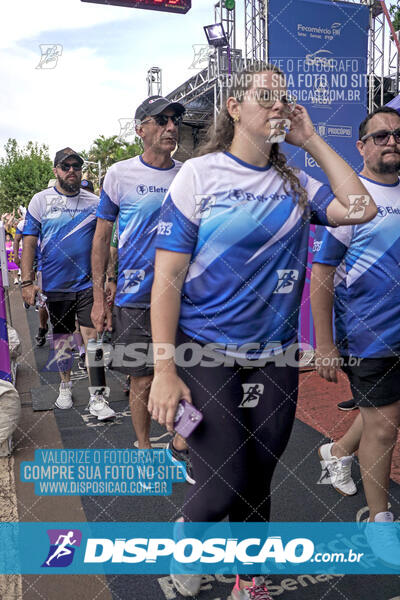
165, 0, 400, 151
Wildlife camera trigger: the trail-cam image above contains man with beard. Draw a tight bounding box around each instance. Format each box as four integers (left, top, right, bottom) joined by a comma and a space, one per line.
21, 148, 115, 420
311, 107, 400, 564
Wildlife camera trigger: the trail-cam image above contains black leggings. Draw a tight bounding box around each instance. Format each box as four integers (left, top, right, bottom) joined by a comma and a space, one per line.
177, 330, 299, 523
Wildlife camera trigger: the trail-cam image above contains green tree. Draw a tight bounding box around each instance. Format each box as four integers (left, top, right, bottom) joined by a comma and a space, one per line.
0, 139, 53, 213
81, 135, 144, 189
390, 3, 400, 32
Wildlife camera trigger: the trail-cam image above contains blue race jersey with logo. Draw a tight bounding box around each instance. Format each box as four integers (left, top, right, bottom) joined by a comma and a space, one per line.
96, 155, 181, 308
313, 175, 400, 358
23, 187, 98, 292
155, 151, 334, 353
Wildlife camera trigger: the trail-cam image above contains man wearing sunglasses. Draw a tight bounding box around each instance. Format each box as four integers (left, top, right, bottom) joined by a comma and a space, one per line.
311, 107, 400, 564
91, 96, 193, 475
21, 147, 115, 420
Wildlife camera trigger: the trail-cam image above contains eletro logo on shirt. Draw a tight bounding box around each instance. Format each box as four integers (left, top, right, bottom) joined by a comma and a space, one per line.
376, 205, 400, 217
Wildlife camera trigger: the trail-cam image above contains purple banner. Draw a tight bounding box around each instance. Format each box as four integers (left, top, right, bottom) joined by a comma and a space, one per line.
6, 242, 21, 271
0, 270, 12, 381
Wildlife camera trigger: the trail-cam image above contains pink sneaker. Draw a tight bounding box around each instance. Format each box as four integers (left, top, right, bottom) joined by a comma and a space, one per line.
228, 576, 272, 599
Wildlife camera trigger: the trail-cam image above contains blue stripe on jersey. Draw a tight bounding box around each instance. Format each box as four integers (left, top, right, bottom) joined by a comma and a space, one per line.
24, 188, 98, 292
24, 211, 41, 237
313, 177, 400, 357
309, 185, 335, 226
156, 151, 333, 350
100, 155, 182, 307
158, 195, 198, 254
96, 189, 119, 222
313, 228, 349, 266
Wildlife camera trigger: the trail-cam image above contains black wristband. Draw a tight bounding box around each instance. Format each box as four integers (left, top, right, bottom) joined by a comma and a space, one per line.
107, 277, 117, 283
21, 280, 33, 288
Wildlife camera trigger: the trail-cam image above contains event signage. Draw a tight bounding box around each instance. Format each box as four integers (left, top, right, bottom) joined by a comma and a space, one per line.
268, 0, 369, 179
81, 0, 191, 14
268, 0, 369, 348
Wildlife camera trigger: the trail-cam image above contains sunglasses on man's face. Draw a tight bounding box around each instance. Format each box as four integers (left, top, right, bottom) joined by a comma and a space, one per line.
58, 163, 82, 172
141, 114, 182, 127
253, 88, 297, 113
361, 128, 400, 146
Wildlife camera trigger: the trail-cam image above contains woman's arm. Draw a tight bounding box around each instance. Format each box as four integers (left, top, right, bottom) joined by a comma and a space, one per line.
148, 248, 192, 432
286, 105, 377, 225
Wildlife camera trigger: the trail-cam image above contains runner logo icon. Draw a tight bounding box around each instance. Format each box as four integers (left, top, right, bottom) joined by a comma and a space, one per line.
345, 195, 370, 220
42, 529, 82, 567
239, 384, 264, 408
274, 270, 299, 294
121, 269, 145, 294
194, 194, 217, 219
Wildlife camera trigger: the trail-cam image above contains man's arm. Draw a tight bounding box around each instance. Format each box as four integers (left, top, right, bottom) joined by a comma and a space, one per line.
21, 235, 39, 305
91, 218, 113, 332
105, 246, 118, 308
310, 262, 341, 382
106, 246, 117, 279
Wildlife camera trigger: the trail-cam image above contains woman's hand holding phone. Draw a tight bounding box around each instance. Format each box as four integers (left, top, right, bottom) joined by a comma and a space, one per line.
148, 371, 192, 433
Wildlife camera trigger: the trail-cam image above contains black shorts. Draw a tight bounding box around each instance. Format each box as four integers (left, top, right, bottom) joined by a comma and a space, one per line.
45, 287, 94, 334
111, 305, 154, 377
342, 356, 400, 407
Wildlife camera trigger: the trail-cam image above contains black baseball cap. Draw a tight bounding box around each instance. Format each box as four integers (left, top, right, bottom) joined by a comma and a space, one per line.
135, 95, 185, 122
54, 147, 84, 167
81, 179, 94, 193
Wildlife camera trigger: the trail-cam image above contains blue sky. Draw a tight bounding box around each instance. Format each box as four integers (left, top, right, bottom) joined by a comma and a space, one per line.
0, 0, 219, 160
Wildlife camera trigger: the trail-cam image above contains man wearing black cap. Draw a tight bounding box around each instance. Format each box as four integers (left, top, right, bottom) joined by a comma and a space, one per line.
21, 147, 115, 420
81, 179, 95, 194
91, 97, 193, 475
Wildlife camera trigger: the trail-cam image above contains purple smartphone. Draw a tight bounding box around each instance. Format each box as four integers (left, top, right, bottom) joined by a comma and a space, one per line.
174, 400, 203, 437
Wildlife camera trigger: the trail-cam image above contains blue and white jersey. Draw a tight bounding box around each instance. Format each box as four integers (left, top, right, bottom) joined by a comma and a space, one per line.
96, 155, 181, 308
23, 187, 98, 292
17, 218, 41, 269
156, 151, 334, 353
313, 175, 400, 358
16, 219, 25, 237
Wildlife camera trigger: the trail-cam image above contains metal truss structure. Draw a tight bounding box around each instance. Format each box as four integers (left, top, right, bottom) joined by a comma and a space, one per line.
147, 67, 162, 97
366, 0, 400, 110
244, 0, 266, 63
166, 0, 399, 129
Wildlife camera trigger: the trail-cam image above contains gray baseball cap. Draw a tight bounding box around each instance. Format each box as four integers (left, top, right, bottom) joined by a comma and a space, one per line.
135, 95, 185, 122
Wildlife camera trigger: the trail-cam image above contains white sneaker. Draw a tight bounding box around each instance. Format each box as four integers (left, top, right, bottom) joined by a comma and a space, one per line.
365, 511, 400, 568
318, 442, 357, 496
171, 572, 202, 597
88, 394, 115, 421
55, 382, 73, 409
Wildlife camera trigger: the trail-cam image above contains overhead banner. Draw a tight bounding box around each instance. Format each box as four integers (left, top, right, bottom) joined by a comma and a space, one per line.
268, 0, 369, 180
268, 0, 369, 348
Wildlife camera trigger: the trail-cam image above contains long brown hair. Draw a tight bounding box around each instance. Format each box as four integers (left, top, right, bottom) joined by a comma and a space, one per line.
195, 62, 308, 212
